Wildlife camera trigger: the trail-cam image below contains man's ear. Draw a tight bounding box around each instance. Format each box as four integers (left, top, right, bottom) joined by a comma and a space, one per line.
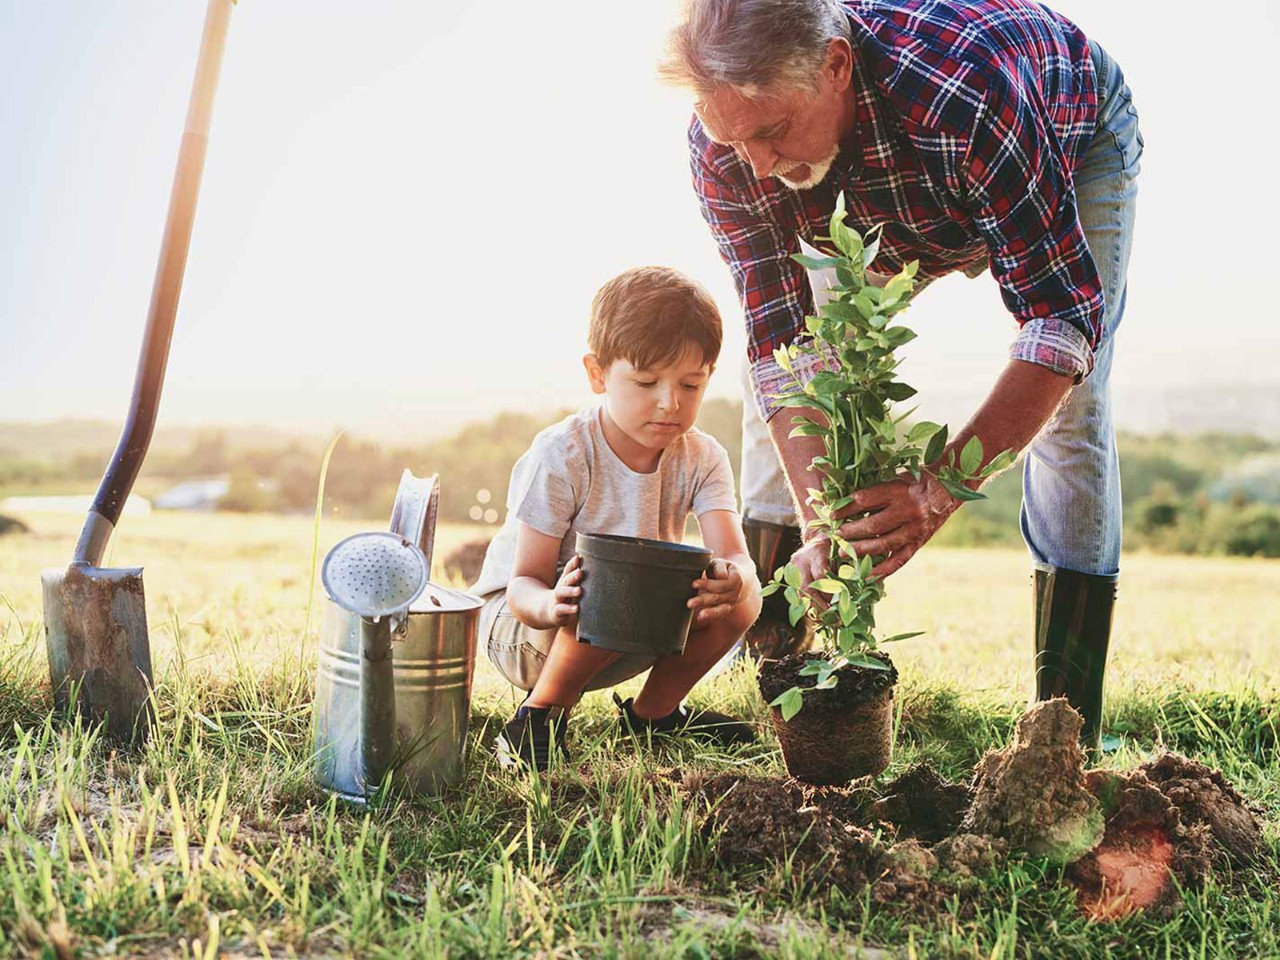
824, 37, 854, 92
583, 354, 608, 395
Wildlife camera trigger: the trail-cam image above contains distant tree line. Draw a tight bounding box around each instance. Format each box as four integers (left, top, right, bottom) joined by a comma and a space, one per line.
4, 402, 1280, 557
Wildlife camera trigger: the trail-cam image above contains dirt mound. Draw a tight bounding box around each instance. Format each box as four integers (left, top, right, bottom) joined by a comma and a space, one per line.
680, 703, 1269, 924
0, 513, 29, 537
440, 538, 491, 587
688, 772, 882, 891
1138, 753, 1265, 864
961, 700, 1104, 863
1070, 769, 1214, 920
869, 764, 972, 842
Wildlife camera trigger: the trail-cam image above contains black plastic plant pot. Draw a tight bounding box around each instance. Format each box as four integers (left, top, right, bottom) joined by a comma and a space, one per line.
575, 532, 712, 657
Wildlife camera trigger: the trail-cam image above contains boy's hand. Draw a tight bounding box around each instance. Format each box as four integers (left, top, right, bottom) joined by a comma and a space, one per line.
545, 555, 584, 627
688, 558, 745, 625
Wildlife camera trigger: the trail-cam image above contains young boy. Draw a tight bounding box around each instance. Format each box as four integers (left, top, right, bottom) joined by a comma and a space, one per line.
471, 266, 763, 771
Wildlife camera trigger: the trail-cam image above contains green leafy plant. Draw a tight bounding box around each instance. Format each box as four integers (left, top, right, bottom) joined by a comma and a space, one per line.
762, 196, 1015, 721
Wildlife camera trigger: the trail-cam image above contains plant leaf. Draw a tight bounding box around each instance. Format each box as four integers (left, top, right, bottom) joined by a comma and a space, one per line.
771, 687, 805, 721
792, 254, 845, 271
960, 435, 983, 475
907, 420, 942, 443
880, 631, 925, 643
924, 424, 948, 464
809, 578, 846, 595
938, 475, 986, 502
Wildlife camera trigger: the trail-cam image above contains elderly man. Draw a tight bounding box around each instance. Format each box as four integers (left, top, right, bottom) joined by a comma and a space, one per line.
662, 0, 1142, 749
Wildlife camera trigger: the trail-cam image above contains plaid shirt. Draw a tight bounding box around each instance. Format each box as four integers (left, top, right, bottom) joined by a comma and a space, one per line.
691, 0, 1102, 417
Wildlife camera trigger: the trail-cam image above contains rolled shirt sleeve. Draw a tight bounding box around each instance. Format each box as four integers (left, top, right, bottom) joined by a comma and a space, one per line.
962, 66, 1106, 382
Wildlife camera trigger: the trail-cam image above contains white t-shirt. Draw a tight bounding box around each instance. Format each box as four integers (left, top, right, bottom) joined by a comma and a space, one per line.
471, 405, 739, 597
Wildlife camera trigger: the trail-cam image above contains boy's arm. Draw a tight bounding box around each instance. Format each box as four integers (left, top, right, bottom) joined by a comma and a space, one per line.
505, 522, 580, 631
690, 509, 762, 625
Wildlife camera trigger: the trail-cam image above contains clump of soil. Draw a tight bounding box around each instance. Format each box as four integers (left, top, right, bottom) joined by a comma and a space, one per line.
962, 699, 1104, 863
441, 538, 491, 586
869, 838, 948, 913
757, 651, 898, 712
1070, 769, 1214, 920
932, 833, 1009, 879
687, 772, 883, 891
869, 764, 973, 842
1137, 753, 1265, 864
0, 513, 29, 536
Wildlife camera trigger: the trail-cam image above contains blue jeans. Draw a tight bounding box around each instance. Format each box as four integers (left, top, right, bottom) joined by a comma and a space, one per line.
1021, 43, 1142, 577
739, 44, 1142, 577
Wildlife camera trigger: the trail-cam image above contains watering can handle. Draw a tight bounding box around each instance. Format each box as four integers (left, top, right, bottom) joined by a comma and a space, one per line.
388, 470, 440, 575
74, 0, 234, 566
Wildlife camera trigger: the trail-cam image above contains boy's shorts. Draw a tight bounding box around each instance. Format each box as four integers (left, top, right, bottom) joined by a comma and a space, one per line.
479, 592, 657, 692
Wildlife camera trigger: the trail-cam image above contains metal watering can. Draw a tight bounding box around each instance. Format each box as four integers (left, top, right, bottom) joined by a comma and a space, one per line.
312, 471, 482, 800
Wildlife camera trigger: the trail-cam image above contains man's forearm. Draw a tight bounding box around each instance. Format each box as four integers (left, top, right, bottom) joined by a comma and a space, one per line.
947, 359, 1075, 483
767, 407, 829, 541
765, 358, 1075, 527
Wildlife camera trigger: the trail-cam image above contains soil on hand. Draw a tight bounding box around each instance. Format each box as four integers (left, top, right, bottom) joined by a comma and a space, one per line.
961, 699, 1104, 863
758, 651, 898, 712
869, 764, 973, 842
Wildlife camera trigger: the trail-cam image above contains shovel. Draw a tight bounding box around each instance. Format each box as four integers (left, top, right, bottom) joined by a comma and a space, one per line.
41, 0, 234, 744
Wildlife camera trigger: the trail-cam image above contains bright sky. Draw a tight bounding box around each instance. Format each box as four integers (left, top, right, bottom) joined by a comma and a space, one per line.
2, 1, 1277, 440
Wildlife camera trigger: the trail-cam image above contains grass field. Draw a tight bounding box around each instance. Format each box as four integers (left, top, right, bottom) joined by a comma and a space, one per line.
1, 509, 1277, 958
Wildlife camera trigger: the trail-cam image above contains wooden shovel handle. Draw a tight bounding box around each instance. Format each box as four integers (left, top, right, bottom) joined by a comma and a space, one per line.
77, 0, 233, 564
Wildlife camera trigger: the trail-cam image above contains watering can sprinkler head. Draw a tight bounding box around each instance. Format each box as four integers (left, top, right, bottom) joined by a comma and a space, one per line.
322, 532, 429, 621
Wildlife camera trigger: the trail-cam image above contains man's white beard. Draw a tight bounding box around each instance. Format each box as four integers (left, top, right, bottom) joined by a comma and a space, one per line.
775, 145, 839, 190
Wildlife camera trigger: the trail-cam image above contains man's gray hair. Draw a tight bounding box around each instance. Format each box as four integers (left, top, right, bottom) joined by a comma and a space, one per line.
659, 0, 852, 99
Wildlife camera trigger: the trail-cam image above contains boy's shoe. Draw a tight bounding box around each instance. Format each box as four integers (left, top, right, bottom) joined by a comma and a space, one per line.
613, 693, 756, 747
496, 701, 569, 772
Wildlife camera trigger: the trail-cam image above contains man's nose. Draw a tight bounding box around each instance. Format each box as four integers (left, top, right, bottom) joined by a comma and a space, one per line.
737, 140, 777, 180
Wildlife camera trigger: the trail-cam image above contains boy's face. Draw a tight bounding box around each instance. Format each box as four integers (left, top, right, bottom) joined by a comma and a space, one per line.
584, 345, 713, 453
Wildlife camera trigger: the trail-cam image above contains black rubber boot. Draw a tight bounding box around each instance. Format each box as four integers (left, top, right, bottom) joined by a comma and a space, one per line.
741, 517, 812, 660
1033, 564, 1118, 757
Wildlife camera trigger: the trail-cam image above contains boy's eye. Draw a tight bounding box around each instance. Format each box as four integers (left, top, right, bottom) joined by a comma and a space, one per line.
682, 383, 702, 391
635, 380, 657, 388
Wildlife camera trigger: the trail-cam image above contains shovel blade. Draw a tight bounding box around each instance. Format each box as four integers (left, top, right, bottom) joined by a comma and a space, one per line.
41, 565, 155, 744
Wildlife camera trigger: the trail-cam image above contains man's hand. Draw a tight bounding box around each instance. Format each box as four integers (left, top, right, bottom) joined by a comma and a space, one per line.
544, 555, 584, 627
688, 558, 746, 625
836, 472, 962, 577
787, 535, 832, 598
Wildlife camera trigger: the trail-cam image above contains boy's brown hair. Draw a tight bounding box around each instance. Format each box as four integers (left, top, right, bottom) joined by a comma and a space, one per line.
588, 266, 722, 371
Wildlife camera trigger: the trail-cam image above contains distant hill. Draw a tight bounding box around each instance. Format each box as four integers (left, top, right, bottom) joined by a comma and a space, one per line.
0, 419, 326, 465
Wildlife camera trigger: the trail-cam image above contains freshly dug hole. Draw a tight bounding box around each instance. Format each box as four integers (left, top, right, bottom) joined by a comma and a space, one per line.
1071, 769, 1213, 920
869, 763, 973, 842
686, 772, 883, 891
